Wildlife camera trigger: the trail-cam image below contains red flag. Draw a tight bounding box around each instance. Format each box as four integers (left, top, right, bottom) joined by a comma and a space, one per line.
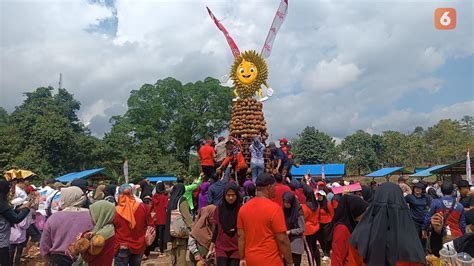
261, 0, 289, 58
207, 7, 241, 58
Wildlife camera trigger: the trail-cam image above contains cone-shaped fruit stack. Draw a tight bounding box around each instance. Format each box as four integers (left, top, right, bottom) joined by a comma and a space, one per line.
229, 98, 271, 171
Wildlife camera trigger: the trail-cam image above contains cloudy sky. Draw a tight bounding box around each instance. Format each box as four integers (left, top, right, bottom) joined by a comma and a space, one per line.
1, 0, 473, 141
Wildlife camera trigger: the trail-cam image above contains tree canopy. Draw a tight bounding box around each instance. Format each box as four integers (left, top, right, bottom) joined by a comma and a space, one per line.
1, 79, 472, 180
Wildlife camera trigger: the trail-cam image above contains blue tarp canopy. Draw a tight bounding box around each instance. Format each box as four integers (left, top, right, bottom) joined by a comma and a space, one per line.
366, 167, 411, 177
410, 165, 447, 177
291, 164, 345, 179
143, 176, 177, 183
56, 168, 114, 182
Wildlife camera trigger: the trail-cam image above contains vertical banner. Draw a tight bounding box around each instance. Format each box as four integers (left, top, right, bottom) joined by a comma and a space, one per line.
261, 0, 289, 58
321, 161, 325, 181
123, 159, 129, 184
206, 7, 241, 58
467, 150, 472, 185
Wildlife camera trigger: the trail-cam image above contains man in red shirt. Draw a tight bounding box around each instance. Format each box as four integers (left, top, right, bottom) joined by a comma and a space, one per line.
237, 173, 293, 266
198, 139, 216, 181
273, 173, 291, 207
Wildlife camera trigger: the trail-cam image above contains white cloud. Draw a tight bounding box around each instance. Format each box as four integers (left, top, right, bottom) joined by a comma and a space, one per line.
303, 58, 362, 92
1, 0, 472, 139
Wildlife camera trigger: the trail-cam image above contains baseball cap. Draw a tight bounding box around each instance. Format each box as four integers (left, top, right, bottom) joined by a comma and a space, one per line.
279, 138, 288, 144
458, 180, 471, 188
317, 190, 327, 197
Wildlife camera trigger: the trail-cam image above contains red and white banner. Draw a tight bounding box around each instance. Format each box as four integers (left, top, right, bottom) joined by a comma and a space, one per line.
467, 150, 472, 185
261, 0, 289, 58
206, 7, 241, 58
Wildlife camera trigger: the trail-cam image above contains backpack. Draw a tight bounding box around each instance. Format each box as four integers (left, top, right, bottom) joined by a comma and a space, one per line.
170, 197, 189, 238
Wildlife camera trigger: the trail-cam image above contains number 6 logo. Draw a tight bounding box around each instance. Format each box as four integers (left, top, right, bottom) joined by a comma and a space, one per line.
435, 8, 457, 30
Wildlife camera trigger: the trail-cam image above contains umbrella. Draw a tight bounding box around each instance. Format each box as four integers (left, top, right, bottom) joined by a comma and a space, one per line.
4, 169, 37, 181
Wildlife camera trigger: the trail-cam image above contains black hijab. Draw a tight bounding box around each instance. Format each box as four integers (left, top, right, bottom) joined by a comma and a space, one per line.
350, 182, 426, 266
156, 182, 165, 194
0, 180, 11, 213
283, 192, 302, 230
289, 179, 301, 191
329, 195, 368, 241
219, 183, 241, 237
361, 185, 374, 203
303, 184, 318, 211
168, 184, 185, 210
139, 180, 153, 199
104, 184, 116, 197
317, 192, 329, 212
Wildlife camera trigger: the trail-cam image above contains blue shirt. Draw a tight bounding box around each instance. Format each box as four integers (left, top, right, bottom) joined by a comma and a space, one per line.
405, 194, 431, 223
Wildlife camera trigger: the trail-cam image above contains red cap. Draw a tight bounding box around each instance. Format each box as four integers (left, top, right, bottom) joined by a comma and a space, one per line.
25, 185, 35, 194
279, 138, 288, 144
317, 181, 326, 187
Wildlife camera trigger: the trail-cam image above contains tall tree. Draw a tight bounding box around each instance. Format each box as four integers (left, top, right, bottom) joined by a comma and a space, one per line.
113, 77, 233, 169
340, 130, 379, 175
424, 119, 473, 164
292, 126, 338, 164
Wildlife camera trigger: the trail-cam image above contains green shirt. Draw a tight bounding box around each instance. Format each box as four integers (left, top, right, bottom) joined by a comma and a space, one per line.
184, 176, 202, 210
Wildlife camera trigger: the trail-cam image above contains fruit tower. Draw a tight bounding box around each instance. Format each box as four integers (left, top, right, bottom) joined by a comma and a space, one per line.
206, 0, 289, 172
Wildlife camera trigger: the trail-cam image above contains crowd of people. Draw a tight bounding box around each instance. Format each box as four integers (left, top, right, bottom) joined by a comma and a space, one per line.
0, 136, 473, 266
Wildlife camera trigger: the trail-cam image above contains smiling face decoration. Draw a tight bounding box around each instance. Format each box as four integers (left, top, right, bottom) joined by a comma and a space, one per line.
236, 59, 258, 85
207, 1, 288, 100
230, 50, 268, 98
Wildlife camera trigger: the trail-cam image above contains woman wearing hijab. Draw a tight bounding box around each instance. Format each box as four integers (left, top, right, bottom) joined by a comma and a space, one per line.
188, 205, 216, 265
165, 183, 193, 266
40, 186, 93, 265
242, 183, 255, 204
208, 183, 241, 266
283, 192, 305, 266
329, 194, 368, 266
0, 180, 31, 266
350, 182, 426, 266
104, 184, 117, 205
301, 185, 321, 266
289, 179, 306, 205
316, 190, 334, 259
80, 200, 116, 266
113, 184, 149, 266
198, 181, 210, 211
150, 182, 168, 255
360, 185, 373, 203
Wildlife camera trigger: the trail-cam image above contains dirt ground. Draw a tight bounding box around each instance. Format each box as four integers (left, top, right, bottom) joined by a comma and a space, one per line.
23, 245, 331, 266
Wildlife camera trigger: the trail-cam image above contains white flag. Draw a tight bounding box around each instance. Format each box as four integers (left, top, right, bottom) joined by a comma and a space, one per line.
321, 162, 326, 181
467, 150, 472, 185
123, 160, 129, 184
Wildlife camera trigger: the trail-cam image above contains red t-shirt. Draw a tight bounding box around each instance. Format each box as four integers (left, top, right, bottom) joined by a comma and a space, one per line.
221, 152, 247, 171
152, 193, 168, 225
199, 144, 216, 167
237, 197, 287, 266
113, 203, 150, 255
302, 204, 320, 235
319, 201, 334, 224
295, 188, 306, 205
274, 183, 291, 207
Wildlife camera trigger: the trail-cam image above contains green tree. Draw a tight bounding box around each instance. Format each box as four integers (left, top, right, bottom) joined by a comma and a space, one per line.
381, 131, 409, 166
292, 126, 338, 164
340, 130, 378, 175
424, 119, 473, 164
113, 77, 233, 169
5, 87, 88, 178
